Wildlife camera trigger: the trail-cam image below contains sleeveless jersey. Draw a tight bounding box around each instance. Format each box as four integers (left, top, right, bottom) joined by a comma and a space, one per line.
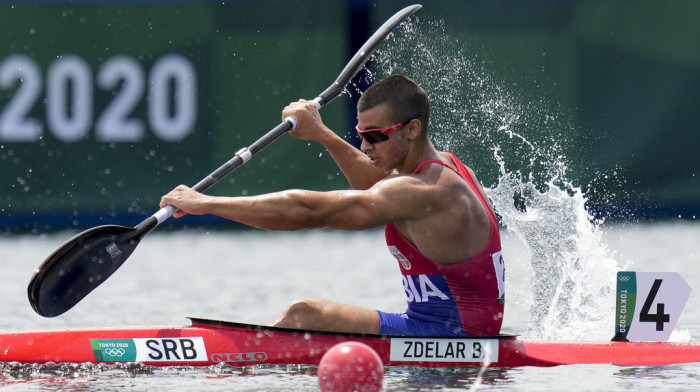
385, 152, 505, 335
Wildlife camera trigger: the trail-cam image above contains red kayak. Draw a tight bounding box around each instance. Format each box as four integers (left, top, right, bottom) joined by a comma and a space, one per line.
1, 318, 699, 367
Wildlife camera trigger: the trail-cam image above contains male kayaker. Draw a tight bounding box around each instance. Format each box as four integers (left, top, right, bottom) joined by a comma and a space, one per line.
160, 75, 505, 336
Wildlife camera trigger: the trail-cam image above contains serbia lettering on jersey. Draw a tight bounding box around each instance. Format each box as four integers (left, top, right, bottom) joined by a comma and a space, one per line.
402, 274, 449, 303
385, 153, 505, 336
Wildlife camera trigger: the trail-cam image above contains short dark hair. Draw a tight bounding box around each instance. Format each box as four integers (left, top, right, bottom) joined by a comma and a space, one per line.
357, 75, 430, 134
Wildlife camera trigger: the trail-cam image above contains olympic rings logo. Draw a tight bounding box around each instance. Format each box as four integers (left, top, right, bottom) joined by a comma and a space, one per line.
619, 275, 631, 282
104, 348, 127, 357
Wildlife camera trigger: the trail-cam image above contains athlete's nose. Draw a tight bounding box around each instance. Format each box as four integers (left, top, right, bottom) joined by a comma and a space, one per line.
360, 136, 374, 153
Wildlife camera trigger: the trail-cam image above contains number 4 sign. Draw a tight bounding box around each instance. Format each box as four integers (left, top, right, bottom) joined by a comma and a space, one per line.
613, 272, 692, 342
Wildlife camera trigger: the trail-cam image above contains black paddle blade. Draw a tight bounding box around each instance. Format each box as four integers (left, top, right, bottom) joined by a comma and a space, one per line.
28, 225, 141, 317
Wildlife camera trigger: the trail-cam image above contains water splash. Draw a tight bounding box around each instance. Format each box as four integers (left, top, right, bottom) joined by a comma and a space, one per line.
489, 166, 619, 340
373, 17, 621, 340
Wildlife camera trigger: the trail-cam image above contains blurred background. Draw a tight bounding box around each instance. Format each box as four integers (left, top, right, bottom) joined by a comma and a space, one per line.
1, 0, 698, 232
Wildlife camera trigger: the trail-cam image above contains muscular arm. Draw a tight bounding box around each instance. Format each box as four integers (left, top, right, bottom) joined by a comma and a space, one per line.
284, 100, 386, 190
311, 130, 387, 190
160, 176, 436, 231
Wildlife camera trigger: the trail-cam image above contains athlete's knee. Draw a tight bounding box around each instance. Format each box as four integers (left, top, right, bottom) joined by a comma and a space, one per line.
274, 299, 324, 329
285, 299, 318, 317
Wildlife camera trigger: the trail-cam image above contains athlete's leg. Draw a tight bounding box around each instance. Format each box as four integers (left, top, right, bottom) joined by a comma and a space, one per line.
270, 298, 380, 334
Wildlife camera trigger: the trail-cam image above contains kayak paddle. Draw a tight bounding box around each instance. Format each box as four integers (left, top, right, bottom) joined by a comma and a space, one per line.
28, 4, 422, 317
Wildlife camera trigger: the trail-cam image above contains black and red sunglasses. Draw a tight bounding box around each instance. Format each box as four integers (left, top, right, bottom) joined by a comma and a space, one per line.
355, 114, 423, 144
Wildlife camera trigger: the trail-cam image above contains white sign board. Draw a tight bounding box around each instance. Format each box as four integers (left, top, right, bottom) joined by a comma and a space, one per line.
613, 272, 691, 342
389, 337, 499, 363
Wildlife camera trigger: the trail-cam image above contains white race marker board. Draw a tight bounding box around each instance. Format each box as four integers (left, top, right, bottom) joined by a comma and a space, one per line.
613, 271, 691, 342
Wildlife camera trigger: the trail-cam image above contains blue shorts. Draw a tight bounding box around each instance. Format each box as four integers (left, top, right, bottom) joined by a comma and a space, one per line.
376, 310, 469, 336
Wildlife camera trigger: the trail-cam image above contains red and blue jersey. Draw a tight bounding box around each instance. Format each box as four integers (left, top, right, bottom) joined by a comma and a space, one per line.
385, 153, 505, 336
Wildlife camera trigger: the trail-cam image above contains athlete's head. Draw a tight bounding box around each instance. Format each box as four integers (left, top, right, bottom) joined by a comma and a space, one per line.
358, 75, 430, 136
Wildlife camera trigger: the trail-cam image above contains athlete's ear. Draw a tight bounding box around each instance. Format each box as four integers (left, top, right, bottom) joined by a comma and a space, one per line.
406, 119, 422, 141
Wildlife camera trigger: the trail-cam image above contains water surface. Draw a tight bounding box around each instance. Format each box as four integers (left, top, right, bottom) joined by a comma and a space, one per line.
1, 223, 699, 391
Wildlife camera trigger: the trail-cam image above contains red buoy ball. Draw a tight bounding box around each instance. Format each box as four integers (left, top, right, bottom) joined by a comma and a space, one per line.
318, 341, 384, 392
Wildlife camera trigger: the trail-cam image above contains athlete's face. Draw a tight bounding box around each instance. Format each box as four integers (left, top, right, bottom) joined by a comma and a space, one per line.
356, 104, 408, 172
